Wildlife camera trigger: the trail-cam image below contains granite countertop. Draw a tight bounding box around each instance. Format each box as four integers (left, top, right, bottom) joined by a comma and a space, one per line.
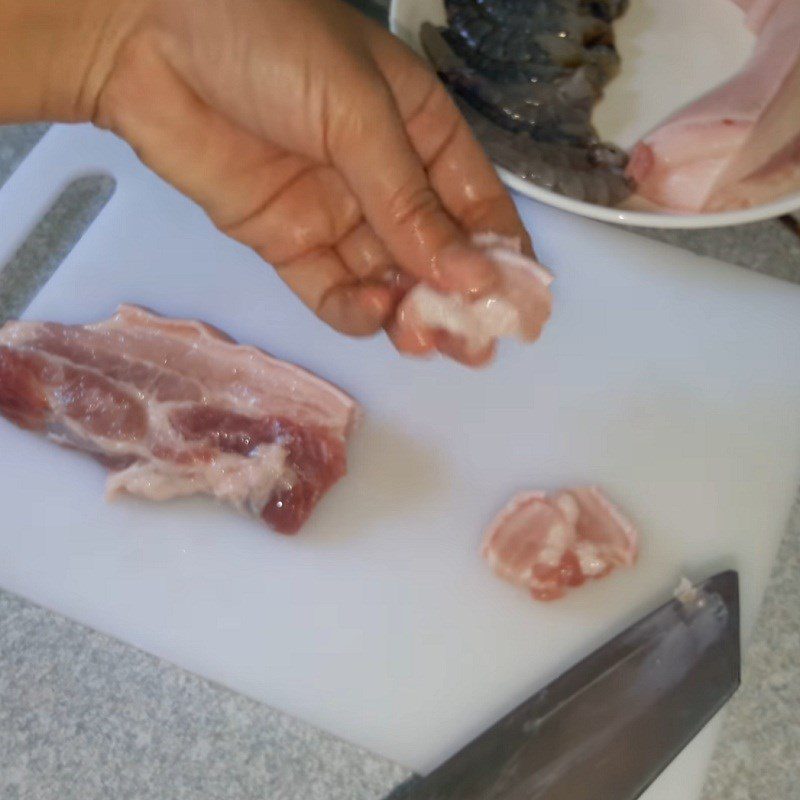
1, 10, 800, 797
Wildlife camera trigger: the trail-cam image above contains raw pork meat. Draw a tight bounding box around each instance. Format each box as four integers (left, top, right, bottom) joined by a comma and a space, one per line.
627, 0, 800, 212
0, 305, 359, 533
732, 0, 783, 32
392, 233, 553, 365
482, 487, 638, 600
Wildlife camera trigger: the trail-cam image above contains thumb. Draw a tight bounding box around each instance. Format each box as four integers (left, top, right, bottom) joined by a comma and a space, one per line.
328, 75, 496, 295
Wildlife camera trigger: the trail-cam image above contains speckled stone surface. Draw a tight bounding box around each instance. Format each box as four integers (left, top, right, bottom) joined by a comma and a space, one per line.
0, 590, 408, 800
1, 9, 799, 794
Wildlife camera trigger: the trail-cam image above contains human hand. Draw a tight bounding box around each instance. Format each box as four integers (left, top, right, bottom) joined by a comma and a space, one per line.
1, 0, 532, 362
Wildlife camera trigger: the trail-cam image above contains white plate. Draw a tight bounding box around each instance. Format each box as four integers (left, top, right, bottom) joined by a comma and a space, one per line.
389, 0, 800, 228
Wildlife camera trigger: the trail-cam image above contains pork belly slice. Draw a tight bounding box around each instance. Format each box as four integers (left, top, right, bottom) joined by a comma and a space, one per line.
392, 233, 553, 366
482, 487, 638, 600
0, 305, 359, 533
627, 0, 800, 212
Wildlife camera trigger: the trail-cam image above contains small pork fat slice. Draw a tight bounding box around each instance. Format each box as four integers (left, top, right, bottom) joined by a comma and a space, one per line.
482, 487, 638, 600
393, 233, 553, 364
0, 305, 359, 534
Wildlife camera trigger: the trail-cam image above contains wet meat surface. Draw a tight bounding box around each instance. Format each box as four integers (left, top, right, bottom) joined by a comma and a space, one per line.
422, 0, 632, 205
391, 232, 553, 365
0, 305, 359, 533
482, 486, 639, 600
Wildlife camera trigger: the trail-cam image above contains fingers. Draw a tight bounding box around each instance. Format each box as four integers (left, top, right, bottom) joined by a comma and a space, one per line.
335, 222, 394, 282
434, 332, 496, 368
95, 40, 395, 336
101, 41, 360, 260
386, 314, 436, 357
325, 71, 497, 295
273, 249, 395, 336
365, 30, 533, 254
386, 319, 496, 367
94, 26, 531, 364
220, 164, 360, 264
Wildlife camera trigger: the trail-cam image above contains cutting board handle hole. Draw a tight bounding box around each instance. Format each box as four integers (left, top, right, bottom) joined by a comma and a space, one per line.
0, 174, 116, 322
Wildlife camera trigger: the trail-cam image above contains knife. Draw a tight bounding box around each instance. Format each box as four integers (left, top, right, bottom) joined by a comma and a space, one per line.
388, 570, 740, 800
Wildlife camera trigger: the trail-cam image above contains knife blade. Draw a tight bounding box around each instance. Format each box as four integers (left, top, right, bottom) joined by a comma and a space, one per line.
392, 570, 740, 800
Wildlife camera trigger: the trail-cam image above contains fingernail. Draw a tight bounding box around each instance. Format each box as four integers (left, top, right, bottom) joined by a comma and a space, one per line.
389, 307, 436, 354
435, 243, 498, 295
359, 284, 393, 319
435, 331, 496, 367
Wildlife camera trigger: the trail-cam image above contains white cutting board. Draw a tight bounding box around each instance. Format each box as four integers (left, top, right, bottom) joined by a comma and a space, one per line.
2, 125, 800, 798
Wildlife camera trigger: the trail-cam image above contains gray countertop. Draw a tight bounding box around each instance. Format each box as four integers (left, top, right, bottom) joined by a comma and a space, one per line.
1, 16, 800, 796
